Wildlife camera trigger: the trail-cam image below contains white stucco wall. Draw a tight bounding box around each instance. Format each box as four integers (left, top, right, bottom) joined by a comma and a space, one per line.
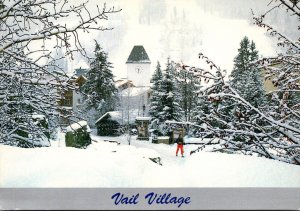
118, 87, 151, 117
127, 63, 151, 87
72, 90, 84, 112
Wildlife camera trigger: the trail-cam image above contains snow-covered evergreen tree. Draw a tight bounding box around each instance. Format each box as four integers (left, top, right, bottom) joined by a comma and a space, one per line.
0, 49, 58, 147
230, 37, 266, 108
160, 58, 183, 123
191, 69, 235, 137
81, 41, 118, 121
178, 66, 200, 122
149, 61, 164, 130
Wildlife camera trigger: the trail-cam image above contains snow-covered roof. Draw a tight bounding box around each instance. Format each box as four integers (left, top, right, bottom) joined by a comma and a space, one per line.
32, 114, 45, 120
66, 121, 90, 132
126, 45, 151, 64
74, 59, 89, 70
96, 111, 117, 124
74, 74, 87, 84
115, 79, 134, 88
61, 106, 73, 110
157, 136, 170, 139
78, 75, 87, 81
136, 116, 151, 121
95, 109, 141, 125
121, 87, 151, 97
165, 120, 191, 125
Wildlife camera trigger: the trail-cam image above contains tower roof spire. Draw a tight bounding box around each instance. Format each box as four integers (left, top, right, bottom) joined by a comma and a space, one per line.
126, 45, 151, 64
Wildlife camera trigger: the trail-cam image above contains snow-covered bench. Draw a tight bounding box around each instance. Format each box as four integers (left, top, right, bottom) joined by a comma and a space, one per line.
157, 136, 170, 144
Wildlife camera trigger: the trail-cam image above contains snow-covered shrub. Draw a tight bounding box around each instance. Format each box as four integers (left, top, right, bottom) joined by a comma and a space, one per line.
65, 121, 91, 148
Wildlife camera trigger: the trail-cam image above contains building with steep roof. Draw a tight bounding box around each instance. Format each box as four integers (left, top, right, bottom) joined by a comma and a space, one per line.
95, 109, 140, 136
74, 59, 89, 76
126, 45, 151, 87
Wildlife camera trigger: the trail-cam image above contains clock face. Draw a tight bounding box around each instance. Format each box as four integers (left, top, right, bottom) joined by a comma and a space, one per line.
135, 66, 143, 74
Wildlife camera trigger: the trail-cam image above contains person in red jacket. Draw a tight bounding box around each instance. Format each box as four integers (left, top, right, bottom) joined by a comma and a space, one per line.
176, 133, 185, 157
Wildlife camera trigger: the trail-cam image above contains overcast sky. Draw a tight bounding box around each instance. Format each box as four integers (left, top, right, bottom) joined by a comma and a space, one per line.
66, 0, 298, 80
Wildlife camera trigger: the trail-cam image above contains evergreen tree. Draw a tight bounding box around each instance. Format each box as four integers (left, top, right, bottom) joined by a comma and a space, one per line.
230, 37, 265, 108
160, 58, 183, 122
192, 70, 234, 137
149, 61, 164, 129
81, 41, 118, 120
178, 68, 200, 122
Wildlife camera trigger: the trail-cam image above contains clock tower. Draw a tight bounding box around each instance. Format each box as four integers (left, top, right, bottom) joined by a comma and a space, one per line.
126, 45, 151, 87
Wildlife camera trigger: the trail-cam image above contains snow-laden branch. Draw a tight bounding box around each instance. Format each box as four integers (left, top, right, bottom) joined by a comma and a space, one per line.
279, 0, 300, 17
175, 48, 300, 165
0, 0, 121, 147
0, 1, 121, 53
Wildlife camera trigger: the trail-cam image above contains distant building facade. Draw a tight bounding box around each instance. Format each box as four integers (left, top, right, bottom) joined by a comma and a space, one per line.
59, 59, 89, 110
115, 78, 135, 91
119, 87, 151, 117
72, 75, 87, 112
59, 46, 154, 130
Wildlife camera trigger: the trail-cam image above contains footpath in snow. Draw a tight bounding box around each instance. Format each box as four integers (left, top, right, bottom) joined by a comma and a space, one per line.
0, 133, 300, 187
90, 134, 189, 167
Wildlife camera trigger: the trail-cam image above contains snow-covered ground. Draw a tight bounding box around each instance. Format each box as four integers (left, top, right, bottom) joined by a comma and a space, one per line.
0, 133, 299, 187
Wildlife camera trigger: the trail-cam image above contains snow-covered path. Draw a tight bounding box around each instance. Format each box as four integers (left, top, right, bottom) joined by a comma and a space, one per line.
90, 133, 189, 167
1, 132, 300, 187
